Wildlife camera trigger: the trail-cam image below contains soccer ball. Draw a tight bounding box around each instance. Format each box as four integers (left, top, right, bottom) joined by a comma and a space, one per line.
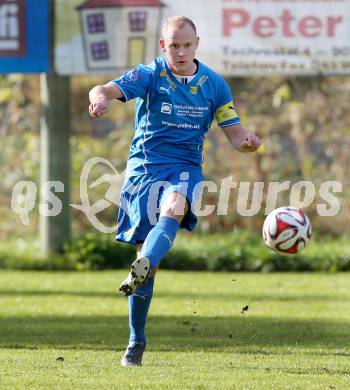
263, 206, 312, 254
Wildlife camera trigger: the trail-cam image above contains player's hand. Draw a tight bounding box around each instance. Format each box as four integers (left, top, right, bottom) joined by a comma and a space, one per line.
89, 101, 108, 118
240, 133, 262, 152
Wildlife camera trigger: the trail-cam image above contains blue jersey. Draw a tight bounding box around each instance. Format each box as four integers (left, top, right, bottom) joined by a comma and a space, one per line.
111, 57, 240, 176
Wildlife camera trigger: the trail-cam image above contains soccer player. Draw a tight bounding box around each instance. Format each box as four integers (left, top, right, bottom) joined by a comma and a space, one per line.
89, 16, 261, 367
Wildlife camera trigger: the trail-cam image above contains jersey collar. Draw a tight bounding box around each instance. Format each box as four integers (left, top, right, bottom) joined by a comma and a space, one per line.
164, 59, 201, 86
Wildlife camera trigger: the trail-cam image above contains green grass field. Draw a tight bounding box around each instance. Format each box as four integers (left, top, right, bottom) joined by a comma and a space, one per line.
0, 271, 350, 389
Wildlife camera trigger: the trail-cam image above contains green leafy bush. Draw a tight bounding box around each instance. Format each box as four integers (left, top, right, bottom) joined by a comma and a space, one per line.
1, 231, 349, 272
62, 233, 134, 270
0, 239, 73, 270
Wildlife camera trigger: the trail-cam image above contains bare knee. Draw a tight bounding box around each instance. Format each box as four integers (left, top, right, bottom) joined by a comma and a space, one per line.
160, 192, 188, 223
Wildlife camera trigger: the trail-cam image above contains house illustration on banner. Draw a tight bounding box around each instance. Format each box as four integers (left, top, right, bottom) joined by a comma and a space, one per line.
77, 0, 164, 71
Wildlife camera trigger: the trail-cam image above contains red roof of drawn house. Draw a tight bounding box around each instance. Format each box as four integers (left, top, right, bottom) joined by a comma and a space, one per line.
77, 0, 164, 9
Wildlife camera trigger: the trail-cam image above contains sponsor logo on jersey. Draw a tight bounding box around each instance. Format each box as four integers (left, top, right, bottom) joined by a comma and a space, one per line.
160, 68, 182, 92
165, 75, 176, 90
161, 102, 172, 114
159, 70, 176, 95
159, 85, 172, 95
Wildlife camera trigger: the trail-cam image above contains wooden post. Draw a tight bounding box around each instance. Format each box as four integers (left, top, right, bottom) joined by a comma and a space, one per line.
40, 0, 71, 255
40, 73, 71, 254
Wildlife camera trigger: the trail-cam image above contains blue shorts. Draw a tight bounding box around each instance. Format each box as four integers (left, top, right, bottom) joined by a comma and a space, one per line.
115, 165, 203, 245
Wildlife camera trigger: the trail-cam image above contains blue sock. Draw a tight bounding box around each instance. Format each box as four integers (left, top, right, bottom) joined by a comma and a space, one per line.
141, 216, 180, 269
128, 217, 179, 345
128, 276, 154, 346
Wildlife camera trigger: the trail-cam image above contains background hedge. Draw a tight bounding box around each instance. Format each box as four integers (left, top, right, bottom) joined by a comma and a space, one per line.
1, 231, 349, 272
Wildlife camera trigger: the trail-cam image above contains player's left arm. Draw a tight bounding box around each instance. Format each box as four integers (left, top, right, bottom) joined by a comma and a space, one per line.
222, 123, 261, 153
214, 76, 261, 153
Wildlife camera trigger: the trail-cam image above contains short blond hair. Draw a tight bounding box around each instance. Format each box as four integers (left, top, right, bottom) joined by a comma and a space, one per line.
162, 16, 197, 38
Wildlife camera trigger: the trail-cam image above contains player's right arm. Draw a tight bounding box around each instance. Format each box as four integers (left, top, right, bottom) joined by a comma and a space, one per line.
89, 83, 123, 118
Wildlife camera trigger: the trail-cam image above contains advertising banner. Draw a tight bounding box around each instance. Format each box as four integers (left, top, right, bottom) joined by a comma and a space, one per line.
55, 0, 350, 76
0, 0, 49, 73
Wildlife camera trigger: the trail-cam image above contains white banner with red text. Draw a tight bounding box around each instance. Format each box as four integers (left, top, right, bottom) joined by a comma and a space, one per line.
55, 0, 350, 76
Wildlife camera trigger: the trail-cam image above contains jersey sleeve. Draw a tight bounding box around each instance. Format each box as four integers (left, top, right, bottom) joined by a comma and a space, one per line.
110, 64, 153, 102
214, 78, 241, 127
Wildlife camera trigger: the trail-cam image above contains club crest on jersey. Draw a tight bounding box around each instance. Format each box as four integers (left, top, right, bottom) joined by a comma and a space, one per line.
190, 86, 198, 94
